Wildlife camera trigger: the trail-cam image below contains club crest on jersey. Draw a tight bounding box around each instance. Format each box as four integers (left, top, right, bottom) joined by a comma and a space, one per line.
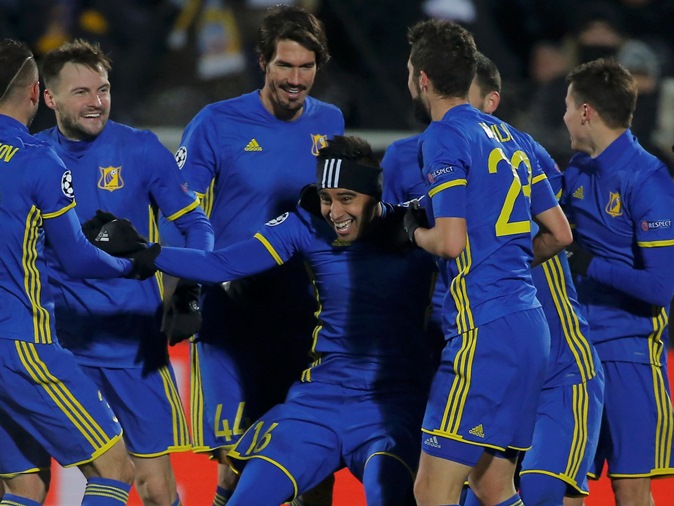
605, 192, 623, 217
175, 146, 187, 169
311, 134, 328, 156
61, 170, 75, 199
266, 212, 289, 226
98, 166, 124, 192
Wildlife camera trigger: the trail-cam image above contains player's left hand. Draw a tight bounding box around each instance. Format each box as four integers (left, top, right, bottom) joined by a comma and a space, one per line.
162, 281, 202, 346
83, 210, 148, 256
403, 200, 427, 246
566, 241, 594, 276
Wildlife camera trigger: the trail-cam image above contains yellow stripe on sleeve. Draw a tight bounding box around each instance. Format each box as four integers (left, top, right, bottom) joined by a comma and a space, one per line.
254, 233, 284, 265
428, 179, 467, 198
42, 200, 76, 219
638, 239, 674, 248
164, 198, 200, 222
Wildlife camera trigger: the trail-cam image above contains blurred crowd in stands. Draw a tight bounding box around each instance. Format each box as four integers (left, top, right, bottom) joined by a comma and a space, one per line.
2, 0, 673, 173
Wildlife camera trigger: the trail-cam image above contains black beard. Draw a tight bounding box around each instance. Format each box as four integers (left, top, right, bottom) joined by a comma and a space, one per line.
412, 95, 431, 125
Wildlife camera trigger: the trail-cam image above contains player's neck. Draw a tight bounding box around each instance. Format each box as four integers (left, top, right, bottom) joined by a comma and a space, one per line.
430, 96, 468, 121
587, 127, 627, 159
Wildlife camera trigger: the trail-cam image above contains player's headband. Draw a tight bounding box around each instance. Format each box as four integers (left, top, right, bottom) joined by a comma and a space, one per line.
317, 158, 382, 197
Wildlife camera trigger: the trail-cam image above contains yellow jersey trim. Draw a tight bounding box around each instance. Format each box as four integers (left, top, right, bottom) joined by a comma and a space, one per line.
428, 179, 467, 198
254, 233, 283, 265
42, 200, 76, 219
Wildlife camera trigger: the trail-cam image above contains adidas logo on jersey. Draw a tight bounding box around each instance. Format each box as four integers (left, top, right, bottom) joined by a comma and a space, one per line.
423, 435, 442, 448
469, 424, 485, 438
244, 139, 262, 152
573, 186, 584, 199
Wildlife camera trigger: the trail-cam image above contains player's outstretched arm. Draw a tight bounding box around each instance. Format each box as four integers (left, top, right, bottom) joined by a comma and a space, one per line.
154, 237, 283, 285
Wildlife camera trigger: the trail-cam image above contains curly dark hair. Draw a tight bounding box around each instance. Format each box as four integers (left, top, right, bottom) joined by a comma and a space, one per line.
257, 5, 329, 68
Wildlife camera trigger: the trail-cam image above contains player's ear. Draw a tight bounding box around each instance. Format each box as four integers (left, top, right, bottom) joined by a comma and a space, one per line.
258, 55, 267, 73
44, 88, 57, 110
29, 81, 40, 106
485, 91, 501, 115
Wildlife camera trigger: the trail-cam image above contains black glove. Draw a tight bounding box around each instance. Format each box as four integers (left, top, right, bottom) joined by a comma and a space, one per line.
83, 210, 147, 256
565, 241, 594, 276
162, 281, 202, 346
126, 243, 161, 280
403, 200, 428, 246
82, 209, 117, 239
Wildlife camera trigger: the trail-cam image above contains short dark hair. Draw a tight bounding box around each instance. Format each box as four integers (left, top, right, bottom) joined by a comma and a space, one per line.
0, 39, 36, 104
408, 19, 477, 99
566, 57, 637, 129
41, 39, 111, 89
474, 52, 501, 97
317, 135, 379, 169
257, 5, 329, 68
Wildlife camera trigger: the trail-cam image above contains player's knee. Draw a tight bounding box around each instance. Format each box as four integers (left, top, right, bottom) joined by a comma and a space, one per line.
82, 439, 135, 484
132, 455, 178, 505
217, 455, 239, 490
611, 477, 652, 506
413, 472, 435, 506
3, 469, 51, 503
135, 474, 175, 506
519, 473, 567, 506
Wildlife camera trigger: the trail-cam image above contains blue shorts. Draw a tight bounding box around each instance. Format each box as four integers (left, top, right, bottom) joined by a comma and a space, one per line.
422, 308, 550, 464
227, 380, 425, 500
520, 368, 605, 495
0, 341, 122, 476
191, 280, 313, 453
590, 360, 674, 478
80, 364, 190, 457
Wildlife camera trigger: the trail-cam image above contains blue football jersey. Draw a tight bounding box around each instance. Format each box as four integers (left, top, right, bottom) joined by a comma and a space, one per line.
156, 204, 437, 390
177, 91, 344, 246
419, 104, 558, 337
562, 130, 674, 363
382, 135, 425, 204
36, 121, 204, 367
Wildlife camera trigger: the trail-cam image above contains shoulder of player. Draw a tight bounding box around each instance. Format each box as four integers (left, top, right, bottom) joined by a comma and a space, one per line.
387, 134, 421, 154
100, 121, 170, 155
186, 96, 258, 135
304, 96, 343, 116
15, 131, 62, 163
625, 151, 673, 190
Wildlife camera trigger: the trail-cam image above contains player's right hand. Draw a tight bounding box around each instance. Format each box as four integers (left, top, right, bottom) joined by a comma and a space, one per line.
126, 243, 161, 281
